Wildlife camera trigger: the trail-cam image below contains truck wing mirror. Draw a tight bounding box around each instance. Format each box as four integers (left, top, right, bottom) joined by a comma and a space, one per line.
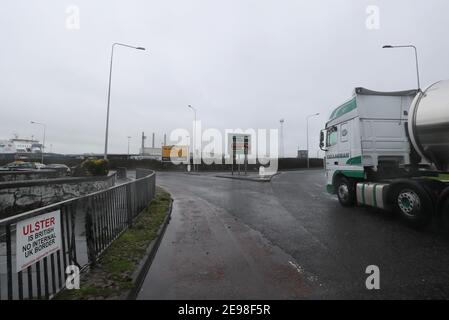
320, 130, 328, 151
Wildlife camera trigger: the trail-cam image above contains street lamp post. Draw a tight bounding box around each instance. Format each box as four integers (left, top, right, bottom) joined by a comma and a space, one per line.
188, 105, 197, 172
30, 121, 46, 164
382, 44, 421, 90
306, 113, 320, 169
127, 136, 132, 159
104, 43, 146, 160
279, 119, 285, 158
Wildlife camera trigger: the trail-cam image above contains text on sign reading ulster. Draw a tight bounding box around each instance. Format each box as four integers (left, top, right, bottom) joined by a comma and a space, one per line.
22, 216, 56, 235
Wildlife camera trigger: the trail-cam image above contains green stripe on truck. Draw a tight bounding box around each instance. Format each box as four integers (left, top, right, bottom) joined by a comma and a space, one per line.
346, 156, 362, 165
340, 170, 365, 179
329, 97, 357, 121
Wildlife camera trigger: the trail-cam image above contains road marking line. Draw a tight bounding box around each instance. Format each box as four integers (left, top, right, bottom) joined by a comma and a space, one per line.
288, 260, 304, 274
289, 260, 320, 284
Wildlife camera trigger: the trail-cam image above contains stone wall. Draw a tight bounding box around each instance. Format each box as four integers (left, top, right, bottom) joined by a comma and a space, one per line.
0, 169, 66, 182
0, 172, 116, 219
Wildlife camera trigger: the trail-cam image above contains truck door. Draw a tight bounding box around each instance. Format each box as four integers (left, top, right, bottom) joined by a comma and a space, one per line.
339, 122, 351, 164
325, 125, 338, 167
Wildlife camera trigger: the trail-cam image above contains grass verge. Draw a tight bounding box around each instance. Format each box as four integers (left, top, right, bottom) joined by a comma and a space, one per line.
56, 187, 171, 300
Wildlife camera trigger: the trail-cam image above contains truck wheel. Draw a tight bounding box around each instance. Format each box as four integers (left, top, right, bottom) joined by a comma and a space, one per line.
391, 183, 433, 228
418, 179, 446, 203
336, 176, 356, 207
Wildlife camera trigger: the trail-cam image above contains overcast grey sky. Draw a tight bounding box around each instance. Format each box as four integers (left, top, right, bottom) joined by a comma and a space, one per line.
1, 0, 449, 156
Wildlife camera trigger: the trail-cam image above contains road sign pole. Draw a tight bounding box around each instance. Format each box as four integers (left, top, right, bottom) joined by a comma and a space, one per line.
232, 136, 236, 175
244, 135, 248, 175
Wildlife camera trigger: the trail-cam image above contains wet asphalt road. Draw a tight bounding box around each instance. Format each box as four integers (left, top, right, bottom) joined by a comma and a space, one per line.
138, 170, 449, 299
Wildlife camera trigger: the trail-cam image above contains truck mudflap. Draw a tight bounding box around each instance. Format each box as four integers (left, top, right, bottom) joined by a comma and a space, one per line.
356, 183, 390, 210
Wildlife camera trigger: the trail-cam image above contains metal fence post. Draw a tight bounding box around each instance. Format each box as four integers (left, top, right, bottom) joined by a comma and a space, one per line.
126, 183, 133, 227
85, 198, 97, 265
152, 174, 156, 199
6, 225, 13, 300
69, 202, 80, 267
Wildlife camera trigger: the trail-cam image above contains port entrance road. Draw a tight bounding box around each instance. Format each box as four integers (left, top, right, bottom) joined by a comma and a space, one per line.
138, 170, 449, 299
